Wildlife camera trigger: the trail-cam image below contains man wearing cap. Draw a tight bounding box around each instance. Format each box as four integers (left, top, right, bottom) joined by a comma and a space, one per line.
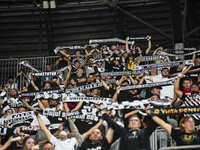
37, 115, 78, 150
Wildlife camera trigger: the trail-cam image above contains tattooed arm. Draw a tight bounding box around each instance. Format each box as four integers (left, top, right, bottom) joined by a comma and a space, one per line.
68, 117, 84, 147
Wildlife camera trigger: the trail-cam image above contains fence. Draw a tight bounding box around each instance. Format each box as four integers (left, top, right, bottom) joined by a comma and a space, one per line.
0, 56, 59, 92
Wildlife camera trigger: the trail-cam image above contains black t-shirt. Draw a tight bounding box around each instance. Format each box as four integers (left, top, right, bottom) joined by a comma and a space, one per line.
171, 128, 200, 146
125, 130, 141, 150
7, 142, 22, 150
80, 138, 111, 150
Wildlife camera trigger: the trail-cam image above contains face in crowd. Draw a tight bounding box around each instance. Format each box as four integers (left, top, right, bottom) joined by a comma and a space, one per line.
161, 68, 169, 78
180, 117, 195, 133
128, 116, 141, 130
89, 129, 103, 144
182, 79, 192, 90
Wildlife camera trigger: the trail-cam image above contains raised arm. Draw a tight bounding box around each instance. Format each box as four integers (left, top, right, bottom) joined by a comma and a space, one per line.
145, 35, 151, 55
82, 54, 88, 68
37, 114, 52, 142
151, 116, 172, 135
64, 67, 71, 88
174, 76, 183, 99
22, 99, 35, 111
0, 136, 13, 150
31, 77, 39, 91
68, 117, 84, 147
81, 119, 103, 141
100, 79, 110, 90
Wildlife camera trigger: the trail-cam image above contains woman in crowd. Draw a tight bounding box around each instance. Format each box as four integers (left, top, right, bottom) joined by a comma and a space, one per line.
22, 137, 39, 150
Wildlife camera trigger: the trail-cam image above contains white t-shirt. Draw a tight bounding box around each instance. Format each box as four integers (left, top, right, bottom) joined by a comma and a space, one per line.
50, 136, 78, 150
153, 77, 175, 99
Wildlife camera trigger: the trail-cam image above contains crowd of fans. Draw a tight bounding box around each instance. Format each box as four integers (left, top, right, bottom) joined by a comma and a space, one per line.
1, 36, 200, 150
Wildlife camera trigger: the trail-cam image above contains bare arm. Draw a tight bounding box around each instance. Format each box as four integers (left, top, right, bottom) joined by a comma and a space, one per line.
106, 128, 114, 144
100, 79, 110, 90
37, 115, 52, 142
22, 99, 35, 111
145, 36, 151, 55
68, 117, 84, 147
38, 100, 46, 110
0, 136, 13, 150
81, 119, 103, 141
64, 102, 70, 113
151, 116, 172, 135
174, 77, 183, 99
82, 55, 88, 68
64, 68, 71, 88
111, 86, 120, 102
124, 109, 141, 119
73, 101, 83, 111
31, 77, 39, 91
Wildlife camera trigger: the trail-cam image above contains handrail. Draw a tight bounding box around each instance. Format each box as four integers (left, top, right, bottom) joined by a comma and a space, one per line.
159, 145, 200, 150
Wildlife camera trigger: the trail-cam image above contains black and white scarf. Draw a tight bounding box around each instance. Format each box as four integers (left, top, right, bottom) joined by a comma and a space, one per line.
103, 49, 142, 55
147, 106, 200, 116
63, 97, 112, 104
89, 38, 135, 45
127, 36, 151, 41
0, 111, 33, 125
135, 60, 193, 70
158, 50, 200, 57
19, 61, 41, 72
135, 55, 167, 62
54, 44, 98, 54
66, 80, 116, 94
99, 70, 143, 76
100, 99, 170, 110
120, 79, 176, 91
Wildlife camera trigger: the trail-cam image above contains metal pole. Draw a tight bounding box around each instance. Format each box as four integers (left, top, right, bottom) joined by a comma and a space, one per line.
113, 4, 173, 41
39, 9, 42, 57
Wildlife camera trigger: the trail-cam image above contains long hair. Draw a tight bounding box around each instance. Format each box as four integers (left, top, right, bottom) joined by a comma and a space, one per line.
179, 116, 195, 132
22, 136, 36, 150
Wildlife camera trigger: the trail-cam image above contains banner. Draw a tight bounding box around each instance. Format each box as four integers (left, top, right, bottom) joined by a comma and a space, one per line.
15, 89, 62, 100
120, 79, 176, 91
8, 102, 26, 108
100, 99, 171, 110
102, 45, 133, 51
0, 111, 33, 125
135, 55, 167, 62
54, 44, 98, 54
135, 60, 193, 70
147, 106, 200, 116
64, 97, 112, 104
99, 70, 143, 77
91, 57, 122, 64
19, 61, 41, 72
16, 125, 41, 132
170, 67, 200, 77
103, 49, 141, 55
158, 50, 200, 57
166, 48, 196, 51
66, 80, 116, 94
36, 108, 99, 121
89, 38, 134, 45
127, 36, 151, 41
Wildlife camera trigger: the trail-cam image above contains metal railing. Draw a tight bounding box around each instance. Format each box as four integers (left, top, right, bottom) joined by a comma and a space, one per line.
159, 145, 200, 150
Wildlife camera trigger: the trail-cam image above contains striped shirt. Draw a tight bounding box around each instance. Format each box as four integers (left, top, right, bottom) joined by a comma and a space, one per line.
181, 93, 200, 120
